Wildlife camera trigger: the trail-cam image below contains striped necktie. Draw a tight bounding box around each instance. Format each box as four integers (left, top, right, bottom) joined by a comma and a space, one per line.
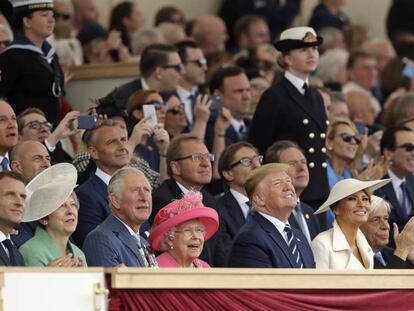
284, 224, 303, 268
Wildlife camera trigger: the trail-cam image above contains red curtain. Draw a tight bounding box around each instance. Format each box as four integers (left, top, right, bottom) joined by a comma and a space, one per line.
108, 288, 414, 311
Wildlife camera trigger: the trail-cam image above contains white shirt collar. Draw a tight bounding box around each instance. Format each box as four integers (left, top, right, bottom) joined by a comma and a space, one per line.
388, 169, 406, 189
175, 180, 190, 195
140, 78, 150, 90
0, 231, 10, 242
114, 214, 139, 235
229, 189, 250, 218
176, 85, 197, 98
95, 168, 112, 186
284, 71, 308, 95
230, 118, 245, 133
176, 86, 197, 124
258, 211, 288, 238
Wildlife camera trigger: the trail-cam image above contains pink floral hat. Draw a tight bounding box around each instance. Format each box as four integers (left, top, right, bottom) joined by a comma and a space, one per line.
149, 191, 219, 251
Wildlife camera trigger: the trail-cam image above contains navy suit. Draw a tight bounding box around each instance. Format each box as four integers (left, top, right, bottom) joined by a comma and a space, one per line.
0, 239, 25, 266
83, 214, 148, 267
249, 77, 329, 207
151, 178, 220, 266
73, 173, 109, 247
374, 246, 413, 269
228, 213, 315, 268
375, 173, 414, 233
288, 201, 322, 240
99, 78, 143, 109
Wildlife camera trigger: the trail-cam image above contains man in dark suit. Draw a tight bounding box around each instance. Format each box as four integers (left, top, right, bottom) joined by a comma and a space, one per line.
205, 67, 252, 150
228, 163, 315, 268
265, 140, 322, 240
360, 195, 414, 269
151, 133, 218, 265
73, 120, 131, 247
0, 171, 26, 266
83, 167, 155, 267
375, 126, 414, 238
215, 142, 262, 266
249, 26, 329, 209
99, 43, 183, 109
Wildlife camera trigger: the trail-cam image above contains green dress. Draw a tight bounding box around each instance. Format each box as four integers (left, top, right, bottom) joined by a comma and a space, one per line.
19, 227, 87, 267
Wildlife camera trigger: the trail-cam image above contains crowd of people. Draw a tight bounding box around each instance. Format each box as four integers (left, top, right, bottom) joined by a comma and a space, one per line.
0, 0, 413, 271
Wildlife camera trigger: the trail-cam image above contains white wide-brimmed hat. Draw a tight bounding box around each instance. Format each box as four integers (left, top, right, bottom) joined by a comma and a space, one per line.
314, 178, 391, 215
22, 163, 78, 222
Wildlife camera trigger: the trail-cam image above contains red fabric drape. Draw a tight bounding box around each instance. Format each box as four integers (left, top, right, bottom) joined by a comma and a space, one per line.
108, 288, 414, 311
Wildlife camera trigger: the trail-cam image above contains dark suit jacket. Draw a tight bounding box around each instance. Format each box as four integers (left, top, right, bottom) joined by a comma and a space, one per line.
374, 246, 413, 269
83, 214, 148, 267
375, 173, 414, 231
214, 190, 246, 266
249, 77, 329, 205
99, 78, 142, 110
73, 173, 109, 247
288, 201, 322, 240
228, 212, 315, 268
0, 239, 25, 266
151, 178, 219, 265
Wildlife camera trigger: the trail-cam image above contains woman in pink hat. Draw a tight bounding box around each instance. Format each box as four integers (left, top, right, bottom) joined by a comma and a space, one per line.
149, 191, 219, 268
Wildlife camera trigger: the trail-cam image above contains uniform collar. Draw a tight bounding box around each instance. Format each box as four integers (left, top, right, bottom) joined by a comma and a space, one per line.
7, 35, 55, 63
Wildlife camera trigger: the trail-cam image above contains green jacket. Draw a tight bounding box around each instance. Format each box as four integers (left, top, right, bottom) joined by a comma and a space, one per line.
19, 226, 87, 267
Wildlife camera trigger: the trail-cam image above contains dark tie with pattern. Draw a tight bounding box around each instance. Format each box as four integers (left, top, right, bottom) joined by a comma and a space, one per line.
3, 239, 19, 266
245, 201, 252, 223
284, 224, 303, 268
400, 182, 409, 219
1, 158, 8, 172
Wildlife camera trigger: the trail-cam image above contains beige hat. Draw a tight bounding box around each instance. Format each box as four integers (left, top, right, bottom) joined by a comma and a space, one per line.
22, 163, 78, 222
314, 178, 391, 215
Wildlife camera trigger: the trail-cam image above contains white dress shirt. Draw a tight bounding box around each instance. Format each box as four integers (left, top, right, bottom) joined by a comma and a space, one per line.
229, 189, 250, 219
258, 211, 290, 244
95, 168, 112, 186
285, 71, 309, 95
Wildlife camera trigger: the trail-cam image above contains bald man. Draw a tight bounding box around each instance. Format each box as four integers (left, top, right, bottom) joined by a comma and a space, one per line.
71, 0, 99, 32
227, 163, 315, 268
191, 15, 228, 55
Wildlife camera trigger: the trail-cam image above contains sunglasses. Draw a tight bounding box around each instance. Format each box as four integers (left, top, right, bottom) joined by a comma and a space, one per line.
396, 143, 414, 152
337, 133, 361, 145
185, 58, 207, 68
22, 120, 53, 130
230, 155, 263, 168
54, 11, 71, 20
161, 63, 183, 72
167, 103, 185, 114
143, 100, 165, 111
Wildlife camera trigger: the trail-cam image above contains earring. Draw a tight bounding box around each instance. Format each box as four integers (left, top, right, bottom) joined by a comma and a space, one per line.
42, 220, 48, 226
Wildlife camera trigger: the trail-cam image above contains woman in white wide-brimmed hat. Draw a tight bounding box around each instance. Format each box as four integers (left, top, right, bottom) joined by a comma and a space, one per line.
19, 163, 86, 267
311, 178, 390, 269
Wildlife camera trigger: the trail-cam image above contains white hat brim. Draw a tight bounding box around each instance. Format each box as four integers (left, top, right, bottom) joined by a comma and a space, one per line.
314, 178, 391, 215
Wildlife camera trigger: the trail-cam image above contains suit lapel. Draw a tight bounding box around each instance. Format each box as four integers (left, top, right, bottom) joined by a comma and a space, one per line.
254, 213, 296, 267
282, 77, 326, 130
0, 246, 10, 266
224, 191, 246, 231
382, 176, 406, 221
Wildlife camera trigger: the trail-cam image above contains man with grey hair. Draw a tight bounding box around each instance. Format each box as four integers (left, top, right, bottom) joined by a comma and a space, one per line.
83, 167, 156, 267
130, 28, 165, 57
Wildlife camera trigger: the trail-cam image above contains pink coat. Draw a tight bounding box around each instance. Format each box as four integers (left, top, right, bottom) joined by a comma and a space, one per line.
156, 251, 210, 268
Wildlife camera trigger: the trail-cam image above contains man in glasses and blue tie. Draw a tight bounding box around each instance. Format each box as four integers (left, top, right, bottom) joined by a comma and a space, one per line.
375, 125, 414, 247
228, 163, 315, 268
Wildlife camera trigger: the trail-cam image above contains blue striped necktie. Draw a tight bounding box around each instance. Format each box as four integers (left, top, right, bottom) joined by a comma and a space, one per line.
1, 158, 8, 171
284, 224, 303, 268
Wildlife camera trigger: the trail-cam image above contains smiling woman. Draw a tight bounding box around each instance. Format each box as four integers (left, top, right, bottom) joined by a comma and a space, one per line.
311, 178, 391, 269
149, 191, 218, 268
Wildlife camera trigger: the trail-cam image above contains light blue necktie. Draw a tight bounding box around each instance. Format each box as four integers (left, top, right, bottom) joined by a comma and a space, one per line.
1, 158, 8, 171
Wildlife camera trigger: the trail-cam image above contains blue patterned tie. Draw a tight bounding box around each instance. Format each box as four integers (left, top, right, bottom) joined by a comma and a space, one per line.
284, 224, 303, 268
400, 182, 409, 219
1, 157, 8, 171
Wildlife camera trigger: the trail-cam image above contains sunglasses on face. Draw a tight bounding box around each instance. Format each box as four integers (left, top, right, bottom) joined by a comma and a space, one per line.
230, 155, 263, 168
23, 120, 53, 130
54, 11, 71, 20
167, 103, 185, 115
337, 133, 361, 145
396, 143, 414, 152
185, 58, 207, 68
161, 63, 183, 72
142, 100, 165, 111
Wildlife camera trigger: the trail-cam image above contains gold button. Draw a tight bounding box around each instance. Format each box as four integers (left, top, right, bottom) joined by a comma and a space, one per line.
321, 147, 327, 153
322, 162, 328, 168
303, 119, 309, 125
308, 162, 315, 168
309, 132, 315, 139
320, 133, 326, 139
308, 148, 315, 153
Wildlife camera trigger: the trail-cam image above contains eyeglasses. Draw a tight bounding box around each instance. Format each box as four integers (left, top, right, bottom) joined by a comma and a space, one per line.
167, 103, 185, 115
337, 133, 361, 145
185, 58, 207, 67
22, 120, 53, 130
175, 227, 206, 238
396, 143, 414, 152
173, 153, 215, 162
230, 155, 263, 168
54, 11, 71, 20
143, 100, 166, 111
0, 40, 10, 47
161, 63, 183, 72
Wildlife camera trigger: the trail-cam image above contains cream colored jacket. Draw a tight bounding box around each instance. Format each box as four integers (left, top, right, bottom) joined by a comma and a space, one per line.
311, 220, 373, 269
